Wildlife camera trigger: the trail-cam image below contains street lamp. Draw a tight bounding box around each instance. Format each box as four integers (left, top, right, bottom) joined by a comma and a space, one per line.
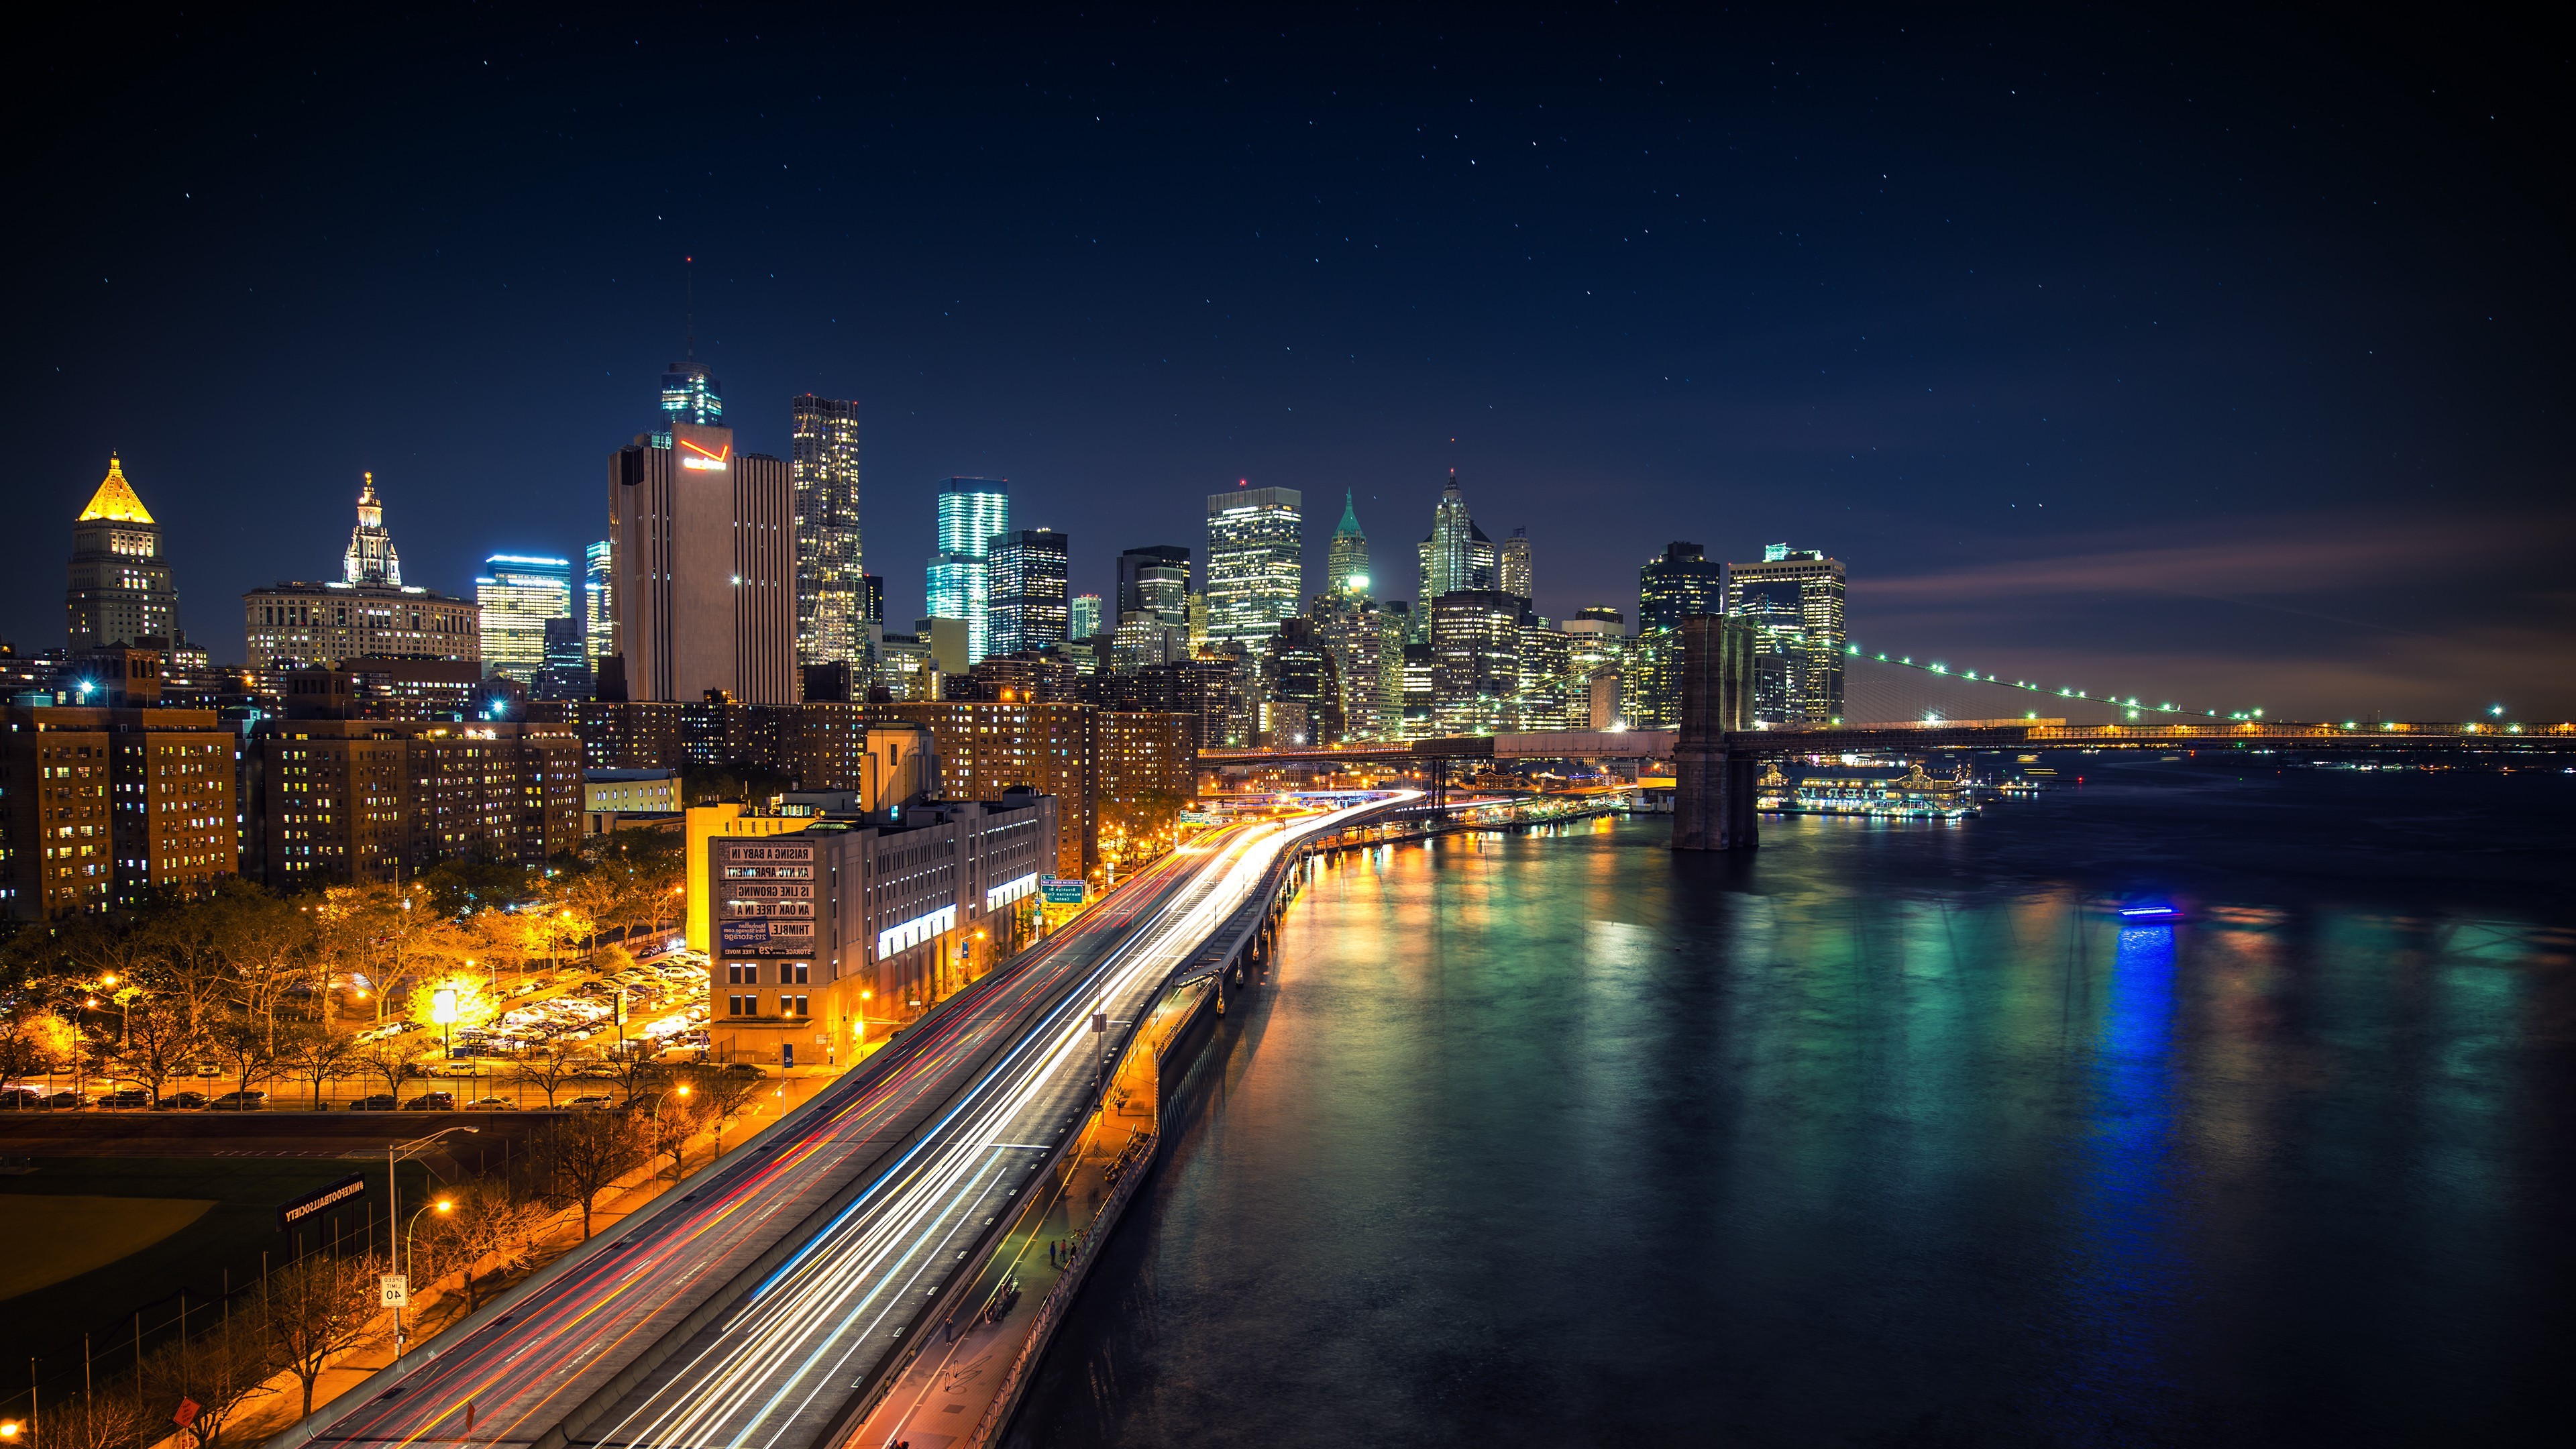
385, 1126, 476, 1358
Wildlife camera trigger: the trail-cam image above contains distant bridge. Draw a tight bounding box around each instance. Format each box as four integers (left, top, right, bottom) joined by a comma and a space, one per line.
1199, 619, 2572, 852
1198, 717, 2572, 769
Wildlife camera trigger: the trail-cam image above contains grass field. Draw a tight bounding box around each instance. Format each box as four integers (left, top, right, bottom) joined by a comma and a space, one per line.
0, 1195, 215, 1299
0, 1157, 441, 1393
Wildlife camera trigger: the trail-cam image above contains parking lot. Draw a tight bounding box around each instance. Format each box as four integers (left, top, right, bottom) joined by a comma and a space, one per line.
1, 948, 716, 1116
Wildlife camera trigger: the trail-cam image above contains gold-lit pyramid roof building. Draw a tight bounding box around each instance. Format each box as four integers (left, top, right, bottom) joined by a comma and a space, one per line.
77, 454, 156, 524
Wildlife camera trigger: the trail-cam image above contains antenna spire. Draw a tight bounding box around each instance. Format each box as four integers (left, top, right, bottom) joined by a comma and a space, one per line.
684, 256, 695, 363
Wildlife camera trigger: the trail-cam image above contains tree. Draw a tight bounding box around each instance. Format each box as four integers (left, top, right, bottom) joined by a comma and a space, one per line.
37, 1383, 152, 1449
644, 1083, 712, 1183
212, 1014, 280, 1102
515, 1038, 594, 1108
141, 1299, 278, 1449
677, 1066, 765, 1158
265, 1251, 383, 1418
606, 1051, 667, 1108
427, 1180, 546, 1312
114, 998, 207, 1105
357, 1037, 419, 1099
0, 1003, 80, 1091
531, 1111, 644, 1240
280, 1027, 359, 1110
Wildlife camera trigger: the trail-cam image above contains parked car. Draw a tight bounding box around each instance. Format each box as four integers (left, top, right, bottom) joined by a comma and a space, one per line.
0, 1086, 44, 1110
208, 1091, 267, 1111
42, 1090, 91, 1109
401, 1091, 457, 1111
567, 1094, 616, 1110
97, 1088, 152, 1110
349, 1093, 399, 1112
466, 1096, 517, 1110
158, 1091, 209, 1110
720, 1063, 768, 1079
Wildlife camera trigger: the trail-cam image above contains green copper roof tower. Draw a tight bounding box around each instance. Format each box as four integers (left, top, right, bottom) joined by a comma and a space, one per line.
1325, 490, 1371, 599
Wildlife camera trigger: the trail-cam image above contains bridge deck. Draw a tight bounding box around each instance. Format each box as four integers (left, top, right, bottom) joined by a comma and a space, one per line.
1199, 719, 2571, 765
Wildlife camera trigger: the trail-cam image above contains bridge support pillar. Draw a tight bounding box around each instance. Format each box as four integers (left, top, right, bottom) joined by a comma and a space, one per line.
1673, 614, 1759, 852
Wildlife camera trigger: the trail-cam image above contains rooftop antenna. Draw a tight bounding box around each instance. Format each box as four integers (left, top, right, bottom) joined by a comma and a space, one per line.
684, 256, 696, 364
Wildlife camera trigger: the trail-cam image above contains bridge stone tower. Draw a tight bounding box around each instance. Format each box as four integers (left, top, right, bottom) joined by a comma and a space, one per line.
1673, 613, 1759, 851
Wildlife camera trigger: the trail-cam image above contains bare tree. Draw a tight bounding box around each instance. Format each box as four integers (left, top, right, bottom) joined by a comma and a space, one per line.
606, 1050, 666, 1108
677, 1066, 765, 1158
265, 1252, 383, 1418
531, 1112, 645, 1240
36, 1383, 152, 1449
113, 998, 207, 1105
357, 1038, 418, 1100
515, 1038, 594, 1108
141, 1300, 278, 1449
644, 1084, 712, 1183
212, 1014, 279, 1103
280, 1027, 358, 1110
427, 1180, 547, 1312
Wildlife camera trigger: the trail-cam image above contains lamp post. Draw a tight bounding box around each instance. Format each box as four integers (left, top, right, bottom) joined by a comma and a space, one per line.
384, 1126, 476, 1358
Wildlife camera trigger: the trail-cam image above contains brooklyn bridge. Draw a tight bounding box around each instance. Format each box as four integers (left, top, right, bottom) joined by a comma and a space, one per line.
1197, 616, 2575, 850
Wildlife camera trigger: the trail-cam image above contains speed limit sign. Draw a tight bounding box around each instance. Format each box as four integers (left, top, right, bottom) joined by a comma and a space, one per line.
380, 1275, 409, 1308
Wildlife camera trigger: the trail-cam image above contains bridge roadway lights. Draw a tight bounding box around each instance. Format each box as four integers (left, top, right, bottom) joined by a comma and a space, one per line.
1674, 614, 1762, 852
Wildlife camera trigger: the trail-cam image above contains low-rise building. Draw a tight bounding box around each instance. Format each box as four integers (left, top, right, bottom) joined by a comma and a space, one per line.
0, 706, 237, 920
701, 723, 1057, 1066
248, 719, 580, 886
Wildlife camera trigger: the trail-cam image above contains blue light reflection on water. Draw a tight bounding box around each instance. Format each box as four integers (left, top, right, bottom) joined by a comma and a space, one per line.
1011, 765, 2571, 1448
2055, 922, 2183, 1436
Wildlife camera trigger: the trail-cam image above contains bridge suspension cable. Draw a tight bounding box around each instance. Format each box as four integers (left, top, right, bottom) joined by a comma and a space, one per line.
1844, 642, 2271, 724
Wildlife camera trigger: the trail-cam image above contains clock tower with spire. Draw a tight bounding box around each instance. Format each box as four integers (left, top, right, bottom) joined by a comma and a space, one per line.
342, 472, 403, 586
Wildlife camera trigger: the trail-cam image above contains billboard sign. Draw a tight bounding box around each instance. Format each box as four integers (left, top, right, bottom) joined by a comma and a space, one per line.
716, 841, 818, 955
276, 1172, 367, 1234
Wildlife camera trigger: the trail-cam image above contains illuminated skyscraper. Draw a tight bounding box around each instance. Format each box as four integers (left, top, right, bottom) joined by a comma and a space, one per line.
1724, 543, 1847, 722
987, 529, 1071, 657
790, 394, 865, 665
1638, 541, 1723, 633
1069, 593, 1104, 642
1115, 546, 1191, 619
342, 473, 402, 586
608, 419, 797, 704
1430, 590, 1523, 735
1416, 471, 1496, 608
584, 541, 612, 661
925, 478, 1010, 663
1325, 492, 1371, 599
659, 360, 721, 431
1204, 485, 1303, 653
65, 455, 178, 651
477, 555, 573, 682
1499, 526, 1532, 603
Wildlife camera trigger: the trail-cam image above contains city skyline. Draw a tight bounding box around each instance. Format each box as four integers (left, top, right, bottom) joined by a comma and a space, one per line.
11, 10, 2568, 720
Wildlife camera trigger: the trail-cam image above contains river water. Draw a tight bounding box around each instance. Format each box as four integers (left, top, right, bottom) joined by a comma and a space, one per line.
1009, 757, 2572, 1447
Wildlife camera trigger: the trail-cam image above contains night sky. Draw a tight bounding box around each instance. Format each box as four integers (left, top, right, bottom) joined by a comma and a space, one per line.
17, 7, 2569, 719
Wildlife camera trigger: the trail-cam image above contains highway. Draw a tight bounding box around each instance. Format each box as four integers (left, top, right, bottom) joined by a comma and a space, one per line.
286, 795, 1400, 1449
